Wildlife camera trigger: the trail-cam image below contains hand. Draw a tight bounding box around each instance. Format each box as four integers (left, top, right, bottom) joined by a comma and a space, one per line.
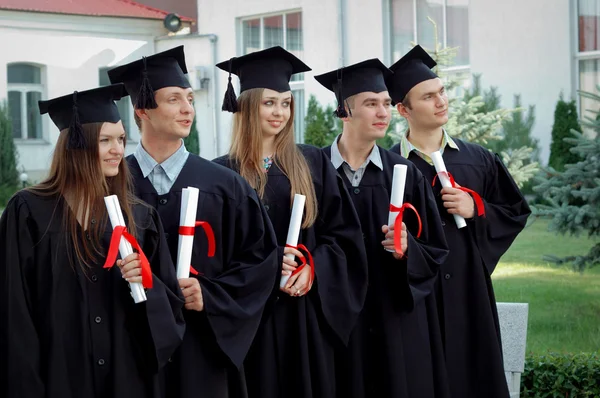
381, 223, 407, 260
117, 253, 143, 284
441, 184, 475, 218
281, 246, 303, 277
179, 278, 204, 311
281, 265, 312, 297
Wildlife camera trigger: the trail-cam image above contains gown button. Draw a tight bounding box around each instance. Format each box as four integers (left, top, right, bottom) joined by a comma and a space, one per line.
91, 275, 98, 282
441, 221, 446, 226
97, 359, 105, 366
159, 198, 168, 205
444, 273, 451, 280
95, 316, 102, 324
264, 205, 270, 211
353, 188, 360, 194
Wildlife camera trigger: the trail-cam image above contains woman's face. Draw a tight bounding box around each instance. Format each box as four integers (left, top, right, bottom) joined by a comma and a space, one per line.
98, 121, 125, 177
259, 89, 292, 138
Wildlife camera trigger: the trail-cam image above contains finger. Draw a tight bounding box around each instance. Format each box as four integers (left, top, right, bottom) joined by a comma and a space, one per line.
401, 222, 407, 231
121, 252, 139, 265
179, 278, 199, 290
283, 247, 303, 258
120, 260, 141, 275
282, 263, 296, 272
385, 231, 394, 240
381, 224, 390, 234
122, 267, 141, 280
116, 259, 122, 268
125, 276, 143, 284
282, 257, 299, 267
284, 272, 301, 289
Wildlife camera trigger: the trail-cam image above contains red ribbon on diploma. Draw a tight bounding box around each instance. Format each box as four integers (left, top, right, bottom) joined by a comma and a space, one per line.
432, 172, 485, 217
285, 243, 315, 287
103, 226, 153, 289
389, 203, 423, 257
178, 221, 216, 275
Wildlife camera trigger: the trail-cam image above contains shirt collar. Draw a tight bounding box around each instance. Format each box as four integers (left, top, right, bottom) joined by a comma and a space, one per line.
400, 128, 459, 158
330, 134, 383, 171
133, 140, 189, 180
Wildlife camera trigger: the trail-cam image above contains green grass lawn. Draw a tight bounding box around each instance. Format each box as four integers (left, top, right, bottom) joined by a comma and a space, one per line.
492, 217, 600, 354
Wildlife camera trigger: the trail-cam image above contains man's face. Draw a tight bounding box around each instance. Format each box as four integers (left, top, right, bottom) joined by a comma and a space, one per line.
343, 91, 392, 141
398, 78, 448, 130
139, 86, 195, 139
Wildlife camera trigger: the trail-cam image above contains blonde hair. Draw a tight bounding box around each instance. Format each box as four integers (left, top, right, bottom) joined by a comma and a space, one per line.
230, 88, 317, 228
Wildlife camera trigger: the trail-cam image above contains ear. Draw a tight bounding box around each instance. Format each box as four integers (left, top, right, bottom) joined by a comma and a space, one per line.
135, 107, 150, 121
396, 103, 410, 119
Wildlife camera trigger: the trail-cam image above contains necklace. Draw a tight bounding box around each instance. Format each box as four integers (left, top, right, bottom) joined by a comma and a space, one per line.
263, 154, 274, 173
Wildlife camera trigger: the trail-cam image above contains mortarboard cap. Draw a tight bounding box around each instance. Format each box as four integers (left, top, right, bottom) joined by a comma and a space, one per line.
38, 83, 128, 150
314, 59, 392, 118
216, 46, 311, 113
387, 45, 438, 104
107, 45, 191, 110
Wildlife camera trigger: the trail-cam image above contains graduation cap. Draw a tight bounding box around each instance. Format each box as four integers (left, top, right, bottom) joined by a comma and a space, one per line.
387, 45, 438, 104
107, 45, 191, 110
38, 84, 127, 150
215, 46, 311, 113
314, 59, 392, 118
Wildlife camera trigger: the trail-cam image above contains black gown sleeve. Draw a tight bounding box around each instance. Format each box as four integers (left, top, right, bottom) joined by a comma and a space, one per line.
469, 153, 531, 274
310, 151, 369, 345
129, 206, 186, 373
0, 194, 45, 398
197, 191, 279, 368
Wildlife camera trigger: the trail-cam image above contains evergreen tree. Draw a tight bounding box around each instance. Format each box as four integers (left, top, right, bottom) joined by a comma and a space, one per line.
548, 95, 582, 171
0, 102, 19, 207
184, 117, 200, 155
304, 95, 339, 147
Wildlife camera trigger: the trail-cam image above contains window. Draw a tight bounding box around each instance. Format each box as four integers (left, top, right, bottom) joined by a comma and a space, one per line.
389, 0, 469, 67
7, 63, 44, 140
576, 0, 600, 119
99, 68, 133, 138
240, 10, 306, 142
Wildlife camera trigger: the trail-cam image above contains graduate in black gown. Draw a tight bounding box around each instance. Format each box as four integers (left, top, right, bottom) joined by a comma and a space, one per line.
213, 46, 368, 398
316, 60, 450, 397
108, 46, 279, 398
387, 45, 531, 398
0, 84, 185, 398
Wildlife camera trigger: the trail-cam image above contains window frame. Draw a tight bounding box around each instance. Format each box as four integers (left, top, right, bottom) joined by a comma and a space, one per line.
7, 63, 45, 141
238, 9, 306, 143
573, 0, 600, 118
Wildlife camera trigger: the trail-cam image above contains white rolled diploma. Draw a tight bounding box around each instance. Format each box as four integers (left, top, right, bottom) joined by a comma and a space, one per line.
176, 187, 199, 279
430, 150, 467, 229
386, 164, 408, 253
104, 195, 147, 303
280, 194, 306, 288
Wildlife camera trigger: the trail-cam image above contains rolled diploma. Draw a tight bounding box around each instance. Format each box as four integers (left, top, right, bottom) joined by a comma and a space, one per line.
177, 187, 199, 279
431, 151, 467, 229
279, 194, 306, 288
386, 164, 408, 252
104, 195, 147, 303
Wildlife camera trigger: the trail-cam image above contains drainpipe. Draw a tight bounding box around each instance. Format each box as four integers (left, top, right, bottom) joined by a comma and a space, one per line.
156, 32, 220, 157
339, 0, 347, 67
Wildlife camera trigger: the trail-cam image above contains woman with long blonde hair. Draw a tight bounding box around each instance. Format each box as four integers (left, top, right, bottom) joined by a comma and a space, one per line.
214, 47, 368, 398
0, 84, 185, 398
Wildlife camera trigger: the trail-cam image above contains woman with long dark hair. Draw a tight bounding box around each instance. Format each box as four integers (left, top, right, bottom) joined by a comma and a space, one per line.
214, 47, 368, 398
0, 84, 185, 398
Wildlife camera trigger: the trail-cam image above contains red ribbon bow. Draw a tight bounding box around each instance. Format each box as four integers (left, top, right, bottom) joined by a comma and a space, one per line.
432, 171, 485, 217
389, 203, 422, 257
103, 226, 153, 289
178, 221, 216, 275
285, 243, 315, 287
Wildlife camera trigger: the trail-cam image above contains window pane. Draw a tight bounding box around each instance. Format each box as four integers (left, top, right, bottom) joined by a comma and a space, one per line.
8, 64, 41, 84
416, 0, 444, 51
579, 59, 600, 120
8, 91, 22, 139
264, 15, 284, 48
446, 0, 469, 65
286, 12, 304, 82
578, 0, 600, 52
292, 89, 305, 143
390, 0, 415, 62
242, 18, 261, 54
27, 91, 42, 139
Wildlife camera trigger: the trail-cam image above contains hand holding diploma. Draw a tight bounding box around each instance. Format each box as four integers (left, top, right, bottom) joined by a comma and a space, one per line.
381, 223, 408, 260
179, 278, 204, 311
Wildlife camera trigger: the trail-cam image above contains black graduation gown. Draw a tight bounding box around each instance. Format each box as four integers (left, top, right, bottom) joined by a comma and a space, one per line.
214, 144, 368, 398
390, 139, 531, 398
0, 191, 185, 398
323, 145, 450, 398
127, 153, 279, 398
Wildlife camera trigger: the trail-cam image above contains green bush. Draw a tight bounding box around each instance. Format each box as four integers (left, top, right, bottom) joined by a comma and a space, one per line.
183, 117, 200, 154
521, 352, 600, 397
303, 95, 339, 147
548, 95, 582, 171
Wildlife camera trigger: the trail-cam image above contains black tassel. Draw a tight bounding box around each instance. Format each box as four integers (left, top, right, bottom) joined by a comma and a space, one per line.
135, 57, 158, 110
221, 58, 238, 113
67, 91, 86, 150
333, 69, 349, 118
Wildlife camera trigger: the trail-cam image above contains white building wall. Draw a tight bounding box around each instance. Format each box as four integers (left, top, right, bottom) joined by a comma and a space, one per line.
0, 10, 166, 181
469, 0, 572, 163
